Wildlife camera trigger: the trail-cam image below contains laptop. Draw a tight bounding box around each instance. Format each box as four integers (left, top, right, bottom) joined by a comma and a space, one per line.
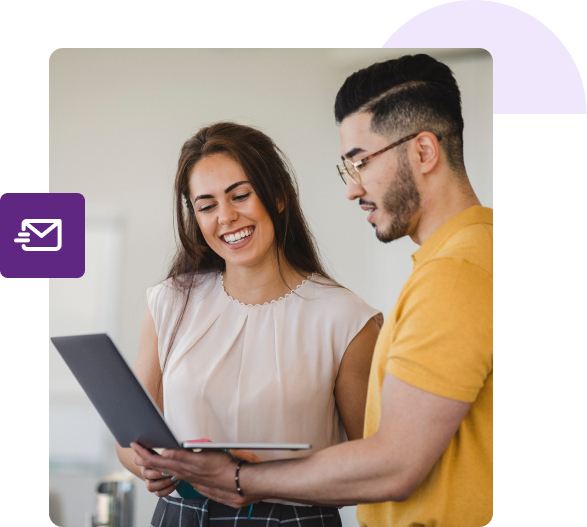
51, 333, 310, 451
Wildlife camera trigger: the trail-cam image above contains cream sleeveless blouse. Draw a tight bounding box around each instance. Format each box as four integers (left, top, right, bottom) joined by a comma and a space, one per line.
147, 272, 381, 502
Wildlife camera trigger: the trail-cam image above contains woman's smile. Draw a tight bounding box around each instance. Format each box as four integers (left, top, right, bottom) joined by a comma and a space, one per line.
220, 226, 255, 248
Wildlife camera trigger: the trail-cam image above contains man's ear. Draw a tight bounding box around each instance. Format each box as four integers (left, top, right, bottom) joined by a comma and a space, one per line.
414, 132, 441, 174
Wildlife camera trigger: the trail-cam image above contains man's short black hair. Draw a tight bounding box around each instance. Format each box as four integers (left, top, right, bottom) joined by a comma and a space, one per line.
334, 54, 466, 173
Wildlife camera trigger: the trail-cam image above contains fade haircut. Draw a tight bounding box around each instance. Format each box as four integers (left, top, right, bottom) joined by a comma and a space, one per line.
334, 54, 466, 174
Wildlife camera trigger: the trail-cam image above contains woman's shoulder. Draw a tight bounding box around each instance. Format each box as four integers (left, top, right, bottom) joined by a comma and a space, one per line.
303, 275, 380, 316
299, 275, 383, 349
147, 271, 218, 310
304, 274, 358, 299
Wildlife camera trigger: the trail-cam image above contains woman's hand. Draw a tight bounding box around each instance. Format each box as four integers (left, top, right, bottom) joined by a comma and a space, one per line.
134, 451, 179, 498
229, 449, 263, 464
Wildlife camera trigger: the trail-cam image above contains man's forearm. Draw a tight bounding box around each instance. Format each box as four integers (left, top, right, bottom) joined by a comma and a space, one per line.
239, 435, 408, 506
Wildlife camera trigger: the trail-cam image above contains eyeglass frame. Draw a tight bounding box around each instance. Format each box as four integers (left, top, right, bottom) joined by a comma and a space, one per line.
336, 132, 441, 185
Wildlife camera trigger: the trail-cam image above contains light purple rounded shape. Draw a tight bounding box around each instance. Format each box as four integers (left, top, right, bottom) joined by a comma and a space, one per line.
384, 0, 586, 114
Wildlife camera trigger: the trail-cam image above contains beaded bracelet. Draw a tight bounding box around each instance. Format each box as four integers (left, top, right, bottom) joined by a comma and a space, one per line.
235, 460, 248, 497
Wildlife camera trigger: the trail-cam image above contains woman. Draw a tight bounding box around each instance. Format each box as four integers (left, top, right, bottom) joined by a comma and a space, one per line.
117, 122, 381, 526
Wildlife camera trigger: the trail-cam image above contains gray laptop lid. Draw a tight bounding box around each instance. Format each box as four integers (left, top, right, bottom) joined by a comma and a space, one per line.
51, 333, 182, 449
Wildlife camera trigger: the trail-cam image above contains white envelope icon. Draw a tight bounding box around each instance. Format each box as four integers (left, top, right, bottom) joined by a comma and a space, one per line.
14, 219, 62, 251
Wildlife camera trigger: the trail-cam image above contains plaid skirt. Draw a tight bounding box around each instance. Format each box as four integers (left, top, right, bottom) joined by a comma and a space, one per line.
150, 496, 343, 527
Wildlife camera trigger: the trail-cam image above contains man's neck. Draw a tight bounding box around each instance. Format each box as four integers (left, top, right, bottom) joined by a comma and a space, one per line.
409, 174, 481, 246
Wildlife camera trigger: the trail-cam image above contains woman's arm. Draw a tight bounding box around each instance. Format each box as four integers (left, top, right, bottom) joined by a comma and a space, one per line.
115, 306, 177, 496
334, 316, 381, 440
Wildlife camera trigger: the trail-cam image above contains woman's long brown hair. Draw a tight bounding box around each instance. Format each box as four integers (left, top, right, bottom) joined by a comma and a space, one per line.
161, 122, 337, 378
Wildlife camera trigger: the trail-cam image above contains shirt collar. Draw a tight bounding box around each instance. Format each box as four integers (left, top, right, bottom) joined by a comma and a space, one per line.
411, 206, 493, 266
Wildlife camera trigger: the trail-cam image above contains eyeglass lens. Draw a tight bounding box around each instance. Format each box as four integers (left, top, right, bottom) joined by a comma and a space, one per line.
343, 159, 360, 184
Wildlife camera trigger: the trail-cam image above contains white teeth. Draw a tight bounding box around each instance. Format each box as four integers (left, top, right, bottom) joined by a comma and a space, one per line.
224, 228, 253, 244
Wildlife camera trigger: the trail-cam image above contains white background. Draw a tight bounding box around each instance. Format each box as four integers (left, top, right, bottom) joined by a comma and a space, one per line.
48, 48, 490, 527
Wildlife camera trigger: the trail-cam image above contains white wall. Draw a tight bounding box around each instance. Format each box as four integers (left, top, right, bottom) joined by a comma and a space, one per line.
49, 48, 492, 527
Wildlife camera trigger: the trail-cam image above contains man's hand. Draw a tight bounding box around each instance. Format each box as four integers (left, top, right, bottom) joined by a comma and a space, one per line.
191, 482, 260, 508
130, 443, 265, 506
191, 447, 264, 507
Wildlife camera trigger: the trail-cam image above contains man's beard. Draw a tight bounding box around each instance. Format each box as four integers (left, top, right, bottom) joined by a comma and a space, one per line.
376, 150, 421, 243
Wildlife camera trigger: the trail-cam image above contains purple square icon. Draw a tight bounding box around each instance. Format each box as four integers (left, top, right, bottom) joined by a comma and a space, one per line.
0, 193, 85, 278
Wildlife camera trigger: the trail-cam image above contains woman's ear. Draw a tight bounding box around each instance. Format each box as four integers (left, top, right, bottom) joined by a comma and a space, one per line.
277, 197, 285, 213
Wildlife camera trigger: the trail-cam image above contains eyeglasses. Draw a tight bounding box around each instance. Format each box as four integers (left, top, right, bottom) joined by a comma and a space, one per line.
336, 133, 418, 185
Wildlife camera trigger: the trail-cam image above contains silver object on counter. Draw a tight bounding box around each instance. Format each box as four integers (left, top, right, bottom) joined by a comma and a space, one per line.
89, 472, 134, 527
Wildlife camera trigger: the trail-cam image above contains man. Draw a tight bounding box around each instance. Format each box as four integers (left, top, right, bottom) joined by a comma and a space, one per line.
132, 54, 493, 527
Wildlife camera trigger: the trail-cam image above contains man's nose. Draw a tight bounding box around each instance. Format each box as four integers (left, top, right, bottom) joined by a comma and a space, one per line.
345, 178, 365, 201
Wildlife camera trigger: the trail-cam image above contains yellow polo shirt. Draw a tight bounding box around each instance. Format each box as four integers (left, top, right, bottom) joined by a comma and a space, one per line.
357, 206, 493, 527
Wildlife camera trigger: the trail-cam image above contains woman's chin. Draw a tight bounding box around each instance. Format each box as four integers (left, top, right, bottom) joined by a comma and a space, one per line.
223, 247, 276, 270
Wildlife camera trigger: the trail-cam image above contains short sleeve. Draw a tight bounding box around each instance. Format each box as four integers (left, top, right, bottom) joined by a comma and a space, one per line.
146, 283, 161, 330
147, 281, 174, 337
292, 279, 382, 369
387, 258, 492, 403
146, 280, 183, 368
313, 284, 383, 367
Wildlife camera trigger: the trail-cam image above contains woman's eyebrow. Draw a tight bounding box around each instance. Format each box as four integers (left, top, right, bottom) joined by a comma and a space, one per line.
224, 181, 249, 193
193, 181, 250, 204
